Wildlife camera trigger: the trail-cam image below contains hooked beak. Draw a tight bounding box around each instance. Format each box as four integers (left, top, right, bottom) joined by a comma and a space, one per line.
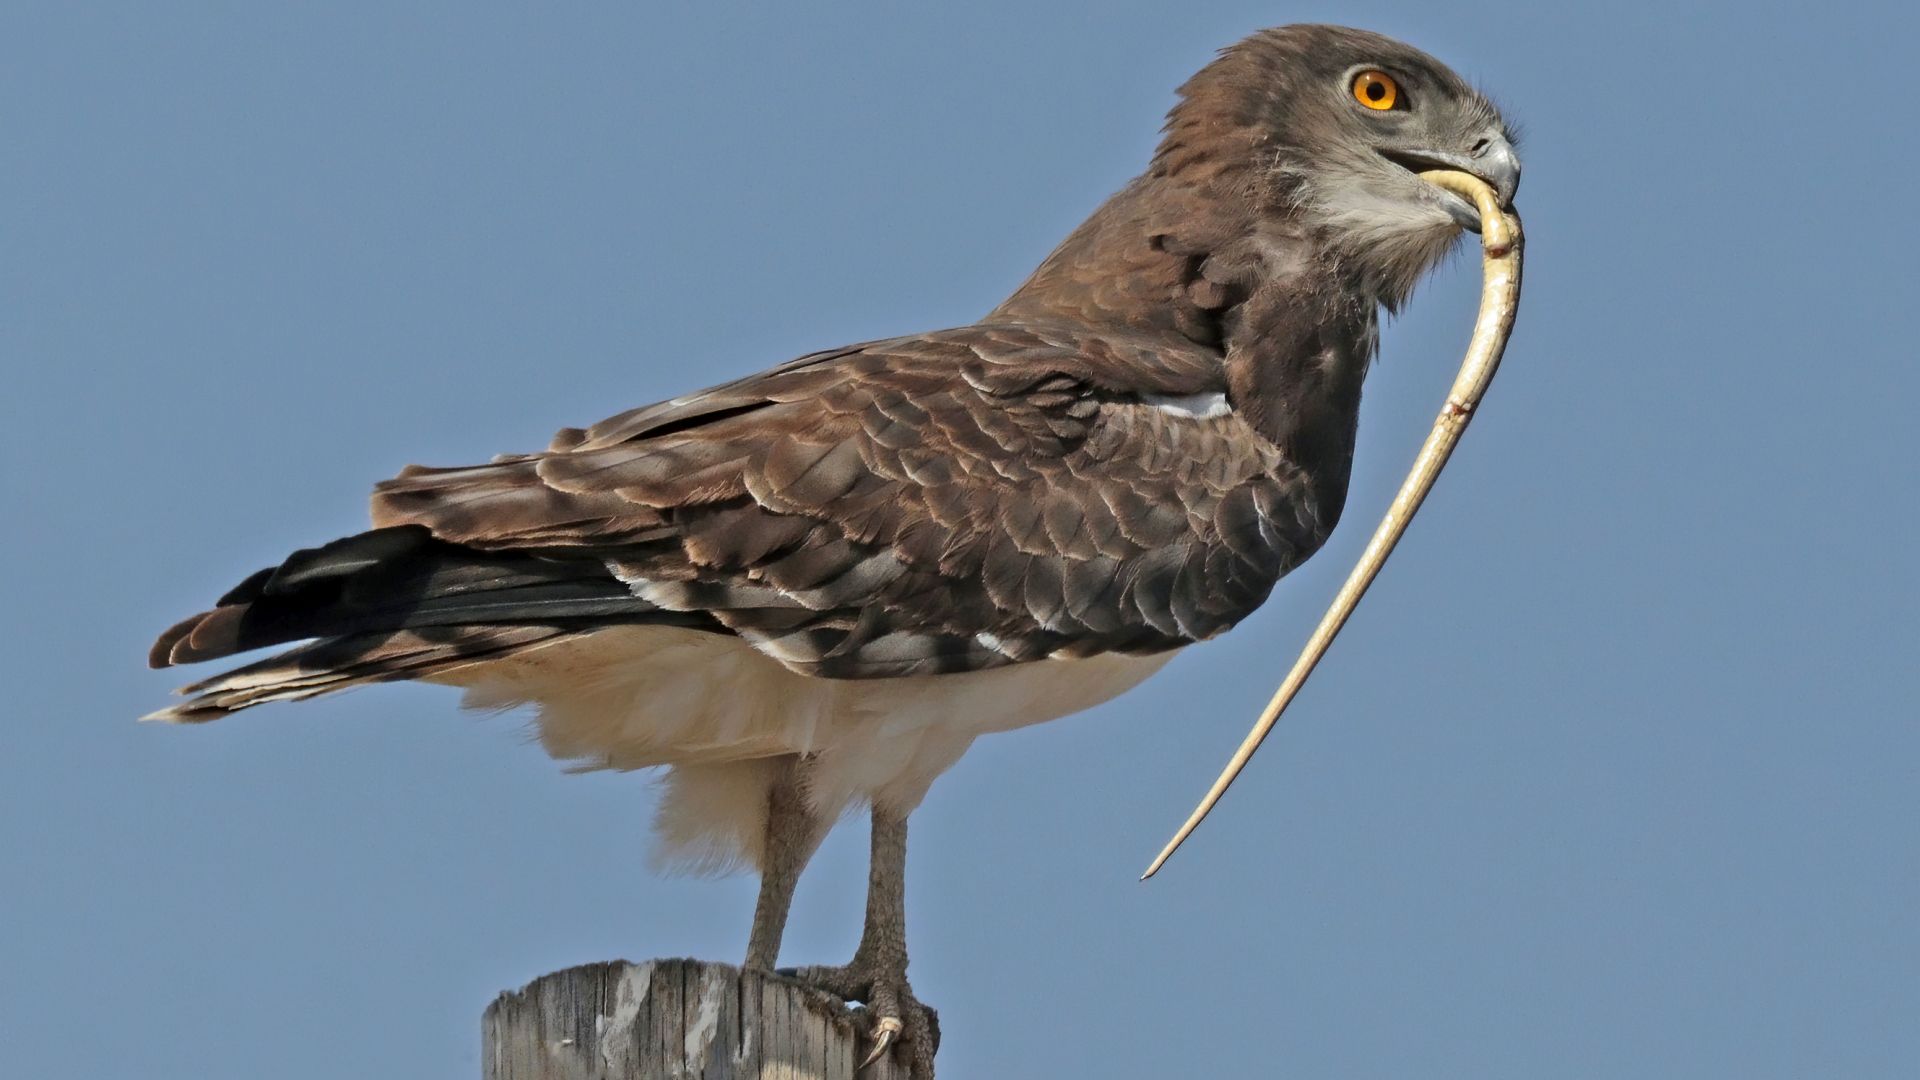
1381, 132, 1521, 231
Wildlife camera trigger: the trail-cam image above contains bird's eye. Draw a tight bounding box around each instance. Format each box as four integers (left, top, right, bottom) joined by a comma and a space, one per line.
1352, 70, 1399, 111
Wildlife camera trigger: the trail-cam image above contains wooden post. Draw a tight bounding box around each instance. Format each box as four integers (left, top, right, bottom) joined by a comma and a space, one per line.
483, 959, 913, 1080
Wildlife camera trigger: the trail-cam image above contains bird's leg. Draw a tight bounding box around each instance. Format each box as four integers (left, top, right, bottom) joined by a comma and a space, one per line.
744, 758, 827, 972
790, 805, 939, 1076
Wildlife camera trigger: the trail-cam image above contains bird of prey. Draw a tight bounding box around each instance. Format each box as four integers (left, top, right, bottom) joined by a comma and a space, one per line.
149, 24, 1519, 1076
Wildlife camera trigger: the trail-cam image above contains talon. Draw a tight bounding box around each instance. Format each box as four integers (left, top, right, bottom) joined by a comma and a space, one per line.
861, 1015, 905, 1070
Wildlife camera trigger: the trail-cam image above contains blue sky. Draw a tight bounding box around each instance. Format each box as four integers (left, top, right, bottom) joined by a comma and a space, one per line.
4, 2, 1915, 1077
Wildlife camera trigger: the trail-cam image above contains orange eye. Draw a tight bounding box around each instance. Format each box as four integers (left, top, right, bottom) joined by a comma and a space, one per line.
1352, 70, 1399, 111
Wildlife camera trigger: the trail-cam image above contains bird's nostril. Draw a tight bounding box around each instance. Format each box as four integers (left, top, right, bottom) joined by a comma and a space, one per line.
1469, 137, 1492, 156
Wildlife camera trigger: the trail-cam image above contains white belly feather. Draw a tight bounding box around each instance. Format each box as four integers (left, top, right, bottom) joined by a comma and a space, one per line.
428, 626, 1173, 872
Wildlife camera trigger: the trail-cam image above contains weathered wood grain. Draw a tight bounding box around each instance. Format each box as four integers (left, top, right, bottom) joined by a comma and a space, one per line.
483, 960, 911, 1080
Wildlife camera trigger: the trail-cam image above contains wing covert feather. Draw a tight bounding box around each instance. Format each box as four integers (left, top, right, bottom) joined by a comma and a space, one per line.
371, 323, 1329, 678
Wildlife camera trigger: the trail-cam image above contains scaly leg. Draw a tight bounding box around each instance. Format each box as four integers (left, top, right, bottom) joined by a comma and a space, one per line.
790, 804, 940, 1077
744, 757, 828, 971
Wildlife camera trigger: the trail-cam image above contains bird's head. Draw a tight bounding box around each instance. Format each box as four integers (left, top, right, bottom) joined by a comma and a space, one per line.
1159, 24, 1520, 305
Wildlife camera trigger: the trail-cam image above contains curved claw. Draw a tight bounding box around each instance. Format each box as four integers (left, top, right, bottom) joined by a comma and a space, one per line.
860, 1015, 905, 1070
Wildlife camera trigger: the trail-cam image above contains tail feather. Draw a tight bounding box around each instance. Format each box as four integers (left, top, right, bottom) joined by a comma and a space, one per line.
147, 524, 720, 721
150, 525, 672, 668
144, 624, 578, 722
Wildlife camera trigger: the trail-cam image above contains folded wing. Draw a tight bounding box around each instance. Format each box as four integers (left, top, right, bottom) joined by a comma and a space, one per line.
150, 322, 1330, 718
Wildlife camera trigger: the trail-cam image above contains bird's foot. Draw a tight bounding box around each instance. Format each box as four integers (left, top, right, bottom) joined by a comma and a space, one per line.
781, 959, 939, 1077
